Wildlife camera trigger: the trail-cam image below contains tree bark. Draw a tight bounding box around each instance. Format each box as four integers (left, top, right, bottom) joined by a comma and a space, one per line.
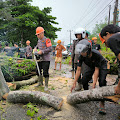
12, 75, 38, 90
67, 85, 117, 104
7, 91, 63, 110
0, 67, 10, 100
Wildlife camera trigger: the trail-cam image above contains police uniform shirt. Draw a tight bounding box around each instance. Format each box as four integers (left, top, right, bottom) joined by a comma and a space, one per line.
26, 45, 32, 56
35, 37, 52, 61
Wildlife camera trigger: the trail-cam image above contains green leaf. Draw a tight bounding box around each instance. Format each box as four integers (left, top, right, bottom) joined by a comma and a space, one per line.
27, 110, 31, 116
27, 103, 34, 109
30, 111, 35, 117
34, 107, 39, 113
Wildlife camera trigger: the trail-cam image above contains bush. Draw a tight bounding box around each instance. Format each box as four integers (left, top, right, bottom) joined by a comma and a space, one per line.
1, 57, 36, 82
62, 56, 71, 64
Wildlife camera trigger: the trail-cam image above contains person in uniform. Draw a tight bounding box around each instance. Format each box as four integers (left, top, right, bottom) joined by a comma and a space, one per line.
69, 28, 86, 91
3, 43, 13, 56
34, 27, 52, 91
25, 40, 32, 59
14, 42, 20, 57
92, 37, 101, 53
71, 40, 107, 114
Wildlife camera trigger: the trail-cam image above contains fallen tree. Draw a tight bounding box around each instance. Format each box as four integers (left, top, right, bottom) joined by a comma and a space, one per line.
7, 91, 63, 110
0, 68, 10, 100
11, 76, 38, 89
67, 85, 117, 104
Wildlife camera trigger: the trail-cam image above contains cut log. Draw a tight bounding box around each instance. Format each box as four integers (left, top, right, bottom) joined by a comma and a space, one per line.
7, 91, 63, 110
67, 85, 117, 104
104, 95, 120, 104
0, 67, 10, 100
12, 76, 38, 89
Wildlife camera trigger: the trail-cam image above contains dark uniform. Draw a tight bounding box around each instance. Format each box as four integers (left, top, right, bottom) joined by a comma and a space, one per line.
107, 33, 120, 80
71, 38, 94, 83
26, 45, 32, 59
3, 46, 13, 57
77, 49, 107, 90
94, 44, 101, 51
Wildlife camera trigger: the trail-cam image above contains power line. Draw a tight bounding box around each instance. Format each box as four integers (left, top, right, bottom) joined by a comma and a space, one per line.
83, 0, 114, 29
84, 0, 114, 26
85, 2, 115, 30
86, 9, 109, 30
85, 0, 114, 28
86, 2, 115, 31
72, 0, 102, 29
72, 0, 112, 30
86, 6, 109, 27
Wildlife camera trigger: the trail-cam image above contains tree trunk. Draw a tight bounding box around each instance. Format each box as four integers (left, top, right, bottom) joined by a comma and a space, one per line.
12, 75, 38, 90
67, 85, 117, 104
7, 91, 63, 110
21, 30, 23, 47
0, 67, 10, 100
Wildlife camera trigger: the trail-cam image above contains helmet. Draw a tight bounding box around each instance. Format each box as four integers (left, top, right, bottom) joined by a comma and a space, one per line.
35, 27, 45, 35
92, 37, 97, 40
75, 39, 91, 55
74, 28, 86, 38
57, 40, 61, 43
26, 40, 30, 44
86, 30, 90, 36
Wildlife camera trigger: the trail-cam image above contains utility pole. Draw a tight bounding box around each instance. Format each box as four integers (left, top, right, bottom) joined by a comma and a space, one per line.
67, 30, 73, 45
113, 0, 118, 25
108, 5, 111, 24
116, 9, 119, 26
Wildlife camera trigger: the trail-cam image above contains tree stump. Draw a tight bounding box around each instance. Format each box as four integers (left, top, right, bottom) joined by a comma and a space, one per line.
0, 67, 10, 100
67, 85, 116, 104
7, 91, 63, 110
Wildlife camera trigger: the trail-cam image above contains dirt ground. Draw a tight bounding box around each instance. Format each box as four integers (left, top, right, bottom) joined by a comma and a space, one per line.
0, 57, 120, 120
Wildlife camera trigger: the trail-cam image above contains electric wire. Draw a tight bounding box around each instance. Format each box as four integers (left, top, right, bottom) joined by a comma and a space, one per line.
72, 0, 103, 29
85, 0, 114, 28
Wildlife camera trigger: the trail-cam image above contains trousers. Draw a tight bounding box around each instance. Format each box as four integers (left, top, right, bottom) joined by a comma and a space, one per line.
36, 61, 50, 78
82, 65, 107, 90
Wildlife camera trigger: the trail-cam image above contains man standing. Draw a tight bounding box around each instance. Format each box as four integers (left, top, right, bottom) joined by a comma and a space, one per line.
3, 43, 13, 56
70, 28, 86, 91
69, 44, 75, 72
0, 43, 2, 52
92, 37, 101, 53
14, 42, 20, 57
71, 40, 107, 114
14, 43, 20, 52
25, 40, 32, 59
54, 40, 66, 71
34, 27, 52, 91
100, 24, 120, 94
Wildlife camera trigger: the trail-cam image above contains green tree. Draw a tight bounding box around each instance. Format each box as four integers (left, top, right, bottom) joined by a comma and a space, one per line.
0, 0, 14, 42
89, 18, 108, 42
0, 0, 61, 47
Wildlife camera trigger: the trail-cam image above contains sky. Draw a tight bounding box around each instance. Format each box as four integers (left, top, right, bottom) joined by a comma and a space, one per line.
31, 0, 120, 45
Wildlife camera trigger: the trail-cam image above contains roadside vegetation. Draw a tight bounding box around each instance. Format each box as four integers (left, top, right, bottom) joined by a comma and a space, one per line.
1, 56, 36, 82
